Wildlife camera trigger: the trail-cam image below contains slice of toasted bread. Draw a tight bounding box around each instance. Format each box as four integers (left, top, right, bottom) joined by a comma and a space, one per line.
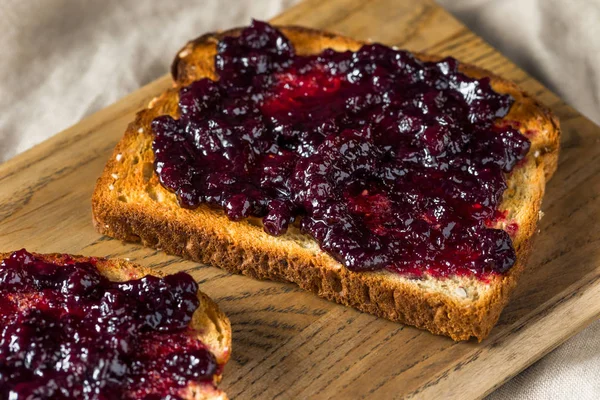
92, 26, 560, 341
0, 251, 231, 399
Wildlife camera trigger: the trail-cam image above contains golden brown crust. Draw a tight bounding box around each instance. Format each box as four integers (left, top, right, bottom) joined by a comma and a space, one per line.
92, 26, 560, 341
0, 251, 231, 399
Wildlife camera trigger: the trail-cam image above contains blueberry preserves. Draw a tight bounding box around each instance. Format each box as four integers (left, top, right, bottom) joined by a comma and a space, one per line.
0, 249, 217, 399
152, 20, 530, 278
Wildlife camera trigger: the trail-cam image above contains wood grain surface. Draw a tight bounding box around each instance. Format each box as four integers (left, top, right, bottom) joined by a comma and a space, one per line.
1, 0, 599, 398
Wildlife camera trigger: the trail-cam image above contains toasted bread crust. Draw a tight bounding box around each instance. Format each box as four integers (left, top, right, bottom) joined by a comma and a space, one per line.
92, 26, 560, 341
0, 251, 231, 399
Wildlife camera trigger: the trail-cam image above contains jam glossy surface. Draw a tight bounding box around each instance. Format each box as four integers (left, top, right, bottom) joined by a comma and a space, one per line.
153, 20, 530, 278
0, 250, 216, 399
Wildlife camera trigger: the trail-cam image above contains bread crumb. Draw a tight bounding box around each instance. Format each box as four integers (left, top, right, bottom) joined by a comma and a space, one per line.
104, 224, 109, 228
538, 210, 545, 220
138, 127, 144, 133
111, 173, 119, 180
534, 150, 541, 158
455, 287, 467, 298
178, 48, 190, 58
115, 153, 122, 161
108, 184, 114, 191
148, 97, 159, 108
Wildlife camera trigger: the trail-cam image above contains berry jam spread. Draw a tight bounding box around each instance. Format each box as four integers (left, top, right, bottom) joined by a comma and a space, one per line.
0, 249, 217, 399
152, 20, 530, 278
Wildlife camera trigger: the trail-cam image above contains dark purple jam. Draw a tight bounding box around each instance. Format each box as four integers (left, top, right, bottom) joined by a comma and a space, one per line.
0, 249, 217, 400
152, 20, 530, 278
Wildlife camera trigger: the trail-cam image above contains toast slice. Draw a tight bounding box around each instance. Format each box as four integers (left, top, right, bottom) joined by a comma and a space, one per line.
92, 25, 560, 341
0, 250, 231, 399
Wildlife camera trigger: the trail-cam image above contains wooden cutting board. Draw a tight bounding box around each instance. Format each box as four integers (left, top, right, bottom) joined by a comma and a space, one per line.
1, 0, 599, 398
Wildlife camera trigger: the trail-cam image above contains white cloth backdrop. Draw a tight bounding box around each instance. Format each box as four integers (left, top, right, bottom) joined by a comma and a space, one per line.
0, 0, 598, 398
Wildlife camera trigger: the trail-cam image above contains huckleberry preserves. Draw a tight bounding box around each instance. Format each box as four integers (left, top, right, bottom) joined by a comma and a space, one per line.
0, 249, 217, 399
152, 21, 529, 278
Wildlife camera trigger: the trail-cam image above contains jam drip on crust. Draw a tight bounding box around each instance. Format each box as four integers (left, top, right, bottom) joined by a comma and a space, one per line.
0, 250, 217, 400
152, 20, 530, 279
